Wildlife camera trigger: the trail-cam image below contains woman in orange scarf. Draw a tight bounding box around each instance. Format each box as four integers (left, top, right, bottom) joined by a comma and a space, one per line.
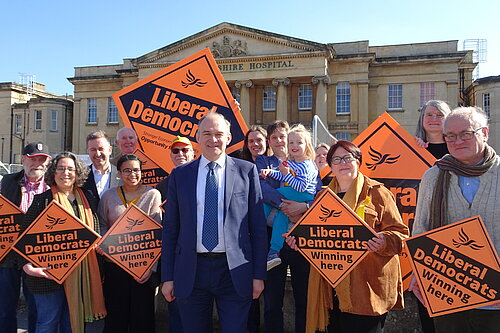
289, 141, 409, 333
22, 152, 105, 333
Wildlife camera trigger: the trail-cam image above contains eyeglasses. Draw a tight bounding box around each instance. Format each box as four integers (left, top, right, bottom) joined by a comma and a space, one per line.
424, 113, 445, 119
171, 147, 191, 154
443, 128, 483, 142
120, 168, 141, 175
330, 154, 356, 165
55, 167, 76, 173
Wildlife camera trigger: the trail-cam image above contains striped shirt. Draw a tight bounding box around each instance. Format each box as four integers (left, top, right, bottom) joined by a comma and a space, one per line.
269, 159, 318, 195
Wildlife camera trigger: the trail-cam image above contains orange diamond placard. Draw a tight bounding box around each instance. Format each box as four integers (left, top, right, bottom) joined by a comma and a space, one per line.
287, 188, 377, 287
405, 216, 500, 317
0, 195, 25, 261
113, 48, 248, 173
353, 112, 437, 289
12, 201, 101, 284
98, 204, 162, 280
133, 149, 169, 188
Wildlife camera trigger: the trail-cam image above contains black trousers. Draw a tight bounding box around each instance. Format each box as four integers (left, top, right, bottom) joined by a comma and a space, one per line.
102, 262, 156, 333
264, 242, 310, 333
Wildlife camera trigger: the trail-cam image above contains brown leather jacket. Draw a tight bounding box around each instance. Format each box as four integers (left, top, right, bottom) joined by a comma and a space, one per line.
342, 175, 409, 315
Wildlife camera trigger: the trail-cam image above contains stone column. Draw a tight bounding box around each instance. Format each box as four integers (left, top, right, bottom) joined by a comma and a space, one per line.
272, 77, 290, 121
235, 80, 253, 124
312, 75, 330, 124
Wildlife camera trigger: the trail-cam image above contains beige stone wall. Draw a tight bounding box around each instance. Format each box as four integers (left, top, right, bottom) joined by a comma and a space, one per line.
68, 23, 478, 153
472, 79, 500, 150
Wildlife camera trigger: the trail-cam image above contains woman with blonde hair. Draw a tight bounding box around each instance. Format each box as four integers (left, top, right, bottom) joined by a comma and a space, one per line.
261, 124, 319, 270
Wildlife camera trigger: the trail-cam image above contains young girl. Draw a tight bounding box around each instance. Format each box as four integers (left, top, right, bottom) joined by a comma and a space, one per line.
261, 124, 318, 270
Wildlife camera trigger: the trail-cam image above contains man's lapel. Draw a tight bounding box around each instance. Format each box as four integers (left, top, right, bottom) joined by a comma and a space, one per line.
224, 156, 236, 220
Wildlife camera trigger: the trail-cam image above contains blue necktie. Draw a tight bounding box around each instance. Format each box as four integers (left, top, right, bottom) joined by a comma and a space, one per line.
202, 161, 218, 251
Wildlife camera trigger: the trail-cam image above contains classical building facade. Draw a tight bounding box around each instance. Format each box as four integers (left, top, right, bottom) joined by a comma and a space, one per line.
68, 22, 478, 154
467, 75, 500, 150
0, 82, 73, 163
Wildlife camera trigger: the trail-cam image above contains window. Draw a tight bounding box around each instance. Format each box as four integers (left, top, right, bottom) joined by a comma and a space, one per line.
420, 82, 435, 107
14, 114, 22, 134
263, 86, 276, 111
50, 111, 58, 131
87, 98, 97, 124
336, 82, 351, 114
231, 86, 240, 104
298, 84, 313, 110
34, 110, 42, 130
388, 84, 403, 109
335, 132, 351, 141
108, 98, 118, 123
483, 93, 490, 118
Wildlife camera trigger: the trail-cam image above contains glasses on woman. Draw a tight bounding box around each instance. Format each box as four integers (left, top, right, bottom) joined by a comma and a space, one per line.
443, 128, 483, 142
55, 167, 76, 173
330, 154, 356, 165
120, 168, 141, 176
424, 113, 444, 120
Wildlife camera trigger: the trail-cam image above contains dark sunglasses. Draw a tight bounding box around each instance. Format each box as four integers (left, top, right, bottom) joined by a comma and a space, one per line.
171, 147, 191, 154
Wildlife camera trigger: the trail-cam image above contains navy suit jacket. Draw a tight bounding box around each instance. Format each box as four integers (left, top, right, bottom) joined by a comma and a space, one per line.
161, 155, 267, 298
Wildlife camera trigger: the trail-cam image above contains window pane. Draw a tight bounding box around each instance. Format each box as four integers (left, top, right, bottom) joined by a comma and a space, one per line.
88, 98, 97, 123
263, 86, 276, 111
34, 110, 42, 130
420, 82, 435, 107
335, 132, 351, 141
388, 84, 403, 109
336, 82, 351, 114
50, 110, 58, 131
108, 98, 118, 123
298, 84, 312, 110
15, 115, 22, 134
483, 93, 490, 118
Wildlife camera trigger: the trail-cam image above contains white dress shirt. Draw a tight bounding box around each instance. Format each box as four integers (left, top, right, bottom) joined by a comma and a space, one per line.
196, 154, 226, 253
92, 164, 111, 198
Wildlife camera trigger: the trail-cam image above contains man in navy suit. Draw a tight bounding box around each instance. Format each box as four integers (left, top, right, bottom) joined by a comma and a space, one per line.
83, 130, 120, 201
161, 112, 267, 333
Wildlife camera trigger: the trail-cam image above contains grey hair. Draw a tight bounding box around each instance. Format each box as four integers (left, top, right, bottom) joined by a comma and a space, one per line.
444, 106, 489, 131
116, 127, 137, 139
197, 112, 231, 136
415, 100, 452, 141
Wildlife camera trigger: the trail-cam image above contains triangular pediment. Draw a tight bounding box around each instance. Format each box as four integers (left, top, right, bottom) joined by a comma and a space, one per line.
134, 22, 328, 65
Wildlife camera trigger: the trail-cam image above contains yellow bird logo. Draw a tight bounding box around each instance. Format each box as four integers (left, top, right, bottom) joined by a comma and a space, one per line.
45, 215, 67, 230
320, 205, 341, 222
181, 70, 207, 88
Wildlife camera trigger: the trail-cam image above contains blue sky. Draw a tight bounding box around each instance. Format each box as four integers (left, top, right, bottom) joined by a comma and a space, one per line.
2, 0, 498, 96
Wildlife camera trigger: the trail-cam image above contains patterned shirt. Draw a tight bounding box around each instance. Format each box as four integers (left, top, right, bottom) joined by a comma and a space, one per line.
268, 159, 318, 195
20, 174, 49, 213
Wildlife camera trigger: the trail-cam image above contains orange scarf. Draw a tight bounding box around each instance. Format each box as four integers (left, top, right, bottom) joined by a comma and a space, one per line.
52, 188, 106, 333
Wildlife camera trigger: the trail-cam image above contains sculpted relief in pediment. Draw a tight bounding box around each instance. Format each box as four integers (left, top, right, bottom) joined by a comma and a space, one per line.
210, 36, 248, 58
